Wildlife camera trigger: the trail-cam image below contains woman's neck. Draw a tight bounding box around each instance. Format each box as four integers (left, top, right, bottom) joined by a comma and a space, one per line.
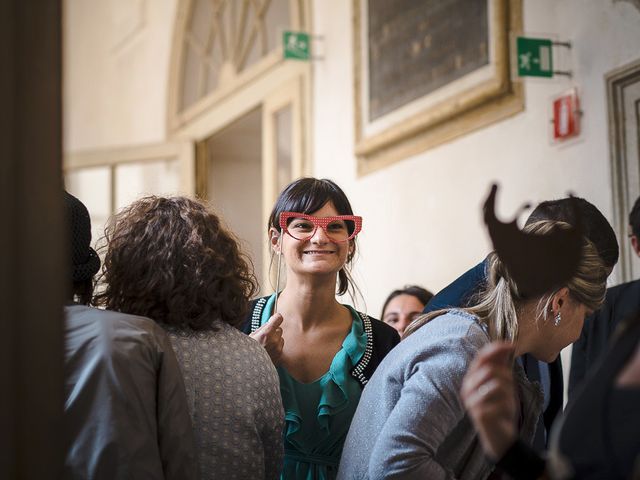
276, 276, 345, 331
512, 301, 541, 358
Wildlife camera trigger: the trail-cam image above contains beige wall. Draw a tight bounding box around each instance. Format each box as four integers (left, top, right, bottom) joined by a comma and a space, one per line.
64, 0, 177, 151
311, 0, 640, 315
64, 0, 640, 318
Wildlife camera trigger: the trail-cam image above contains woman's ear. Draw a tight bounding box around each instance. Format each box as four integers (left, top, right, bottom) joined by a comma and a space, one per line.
269, 228, 281, 254
551, 287, 570, 315
347, 240, 356, 262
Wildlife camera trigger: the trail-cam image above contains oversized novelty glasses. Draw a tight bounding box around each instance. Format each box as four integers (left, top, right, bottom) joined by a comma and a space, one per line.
279, 212, 362, 243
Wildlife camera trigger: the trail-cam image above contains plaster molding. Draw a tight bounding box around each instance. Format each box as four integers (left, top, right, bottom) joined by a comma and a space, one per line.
110, 0, 146, 55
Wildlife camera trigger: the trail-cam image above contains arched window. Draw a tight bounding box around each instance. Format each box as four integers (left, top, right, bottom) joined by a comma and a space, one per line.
170, 0, 306, 129
167, 0, 310, 292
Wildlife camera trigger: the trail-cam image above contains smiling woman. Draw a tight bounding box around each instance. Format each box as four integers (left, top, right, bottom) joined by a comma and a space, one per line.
241, 177, 400, 480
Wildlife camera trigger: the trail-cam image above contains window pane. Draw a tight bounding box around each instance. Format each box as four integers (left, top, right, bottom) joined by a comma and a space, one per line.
189, 0, 214, 46
206, 48, 222, 92
181, 42, 203, 110
114, 160, 180, 211
65, 166, 112, 246
239, 4, 261, 71
265, 0, 290, 52
180, 0, 297, 112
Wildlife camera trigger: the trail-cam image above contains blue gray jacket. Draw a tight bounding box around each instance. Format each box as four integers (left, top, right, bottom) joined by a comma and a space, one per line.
337, 310, 542, 480
424, 259, 563, 450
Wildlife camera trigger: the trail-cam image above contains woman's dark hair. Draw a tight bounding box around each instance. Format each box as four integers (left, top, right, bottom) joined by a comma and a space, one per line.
94, 196, 258, 330
72, 280, 94, 306
629, 195, 640, 238
380, 285, 434, 319
268, 177, 358, 296
64, 191, 101, 305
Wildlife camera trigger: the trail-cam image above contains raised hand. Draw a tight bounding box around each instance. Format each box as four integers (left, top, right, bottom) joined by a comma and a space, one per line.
460, 341, 518, 460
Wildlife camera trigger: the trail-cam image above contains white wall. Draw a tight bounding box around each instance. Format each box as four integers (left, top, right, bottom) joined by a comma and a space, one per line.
64, 0, 177, 151
63, 0, 640, 316
311, 0, 640, 315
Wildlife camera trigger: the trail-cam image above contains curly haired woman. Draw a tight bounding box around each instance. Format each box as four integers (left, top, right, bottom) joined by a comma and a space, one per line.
95, 196, 284, 480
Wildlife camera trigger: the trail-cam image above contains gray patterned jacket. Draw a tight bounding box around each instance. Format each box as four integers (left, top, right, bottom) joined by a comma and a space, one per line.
167, 321, 285, 480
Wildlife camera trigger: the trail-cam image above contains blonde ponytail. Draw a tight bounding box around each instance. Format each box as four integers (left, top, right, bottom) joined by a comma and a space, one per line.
467, 253, 520, 341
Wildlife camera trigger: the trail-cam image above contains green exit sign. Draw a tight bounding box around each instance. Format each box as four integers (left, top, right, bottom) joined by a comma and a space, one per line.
283, 31, 310, 60
516, 37, 553, 77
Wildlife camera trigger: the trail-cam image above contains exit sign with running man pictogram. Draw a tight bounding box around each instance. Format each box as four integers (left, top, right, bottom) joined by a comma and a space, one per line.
283, 31, 310, 60
516, 37, 553, 78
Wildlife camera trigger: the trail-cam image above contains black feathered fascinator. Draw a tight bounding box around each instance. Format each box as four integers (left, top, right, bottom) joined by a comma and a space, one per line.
483, 184, 583, 298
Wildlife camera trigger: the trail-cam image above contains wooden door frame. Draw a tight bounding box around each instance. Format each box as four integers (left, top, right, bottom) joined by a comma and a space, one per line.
0, 1, 65, 477
607, 58, 640, 282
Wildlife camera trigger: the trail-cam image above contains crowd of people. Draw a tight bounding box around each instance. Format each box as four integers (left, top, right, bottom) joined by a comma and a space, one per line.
62, 179, 640, 479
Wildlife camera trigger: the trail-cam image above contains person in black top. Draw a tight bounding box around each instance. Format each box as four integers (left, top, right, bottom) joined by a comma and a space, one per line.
569, 194, 640, 397
462, 311, 640, 480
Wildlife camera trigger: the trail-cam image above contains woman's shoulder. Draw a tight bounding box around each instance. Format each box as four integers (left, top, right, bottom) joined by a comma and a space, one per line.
365, 313, 401, 345
400, 309, 490, 359
371, 311, 489, 388
168, 321, 260, 351
418, 309, 487, 337
348, 310, 400, 386
240, 295, 271, 333
347, 308, 400, 346
65, 305, 171, 348
170, 322, 278, 374
217, 321, 275, 357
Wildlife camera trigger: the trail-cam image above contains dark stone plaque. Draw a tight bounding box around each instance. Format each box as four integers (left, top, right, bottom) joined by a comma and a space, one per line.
367, 0, 489, 121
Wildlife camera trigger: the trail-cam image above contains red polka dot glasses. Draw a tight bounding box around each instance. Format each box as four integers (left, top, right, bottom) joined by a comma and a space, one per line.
279, 212, 363, 243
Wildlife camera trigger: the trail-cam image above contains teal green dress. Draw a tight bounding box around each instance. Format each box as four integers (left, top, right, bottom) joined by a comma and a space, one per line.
259, 294, 366, 480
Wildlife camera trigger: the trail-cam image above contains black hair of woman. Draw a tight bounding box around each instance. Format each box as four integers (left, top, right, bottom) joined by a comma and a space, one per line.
381, 285, 434, 319
268, 177, 358, 297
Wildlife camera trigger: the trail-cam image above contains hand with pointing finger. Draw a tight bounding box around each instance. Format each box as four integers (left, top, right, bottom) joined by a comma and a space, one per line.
250, 313, 285, 365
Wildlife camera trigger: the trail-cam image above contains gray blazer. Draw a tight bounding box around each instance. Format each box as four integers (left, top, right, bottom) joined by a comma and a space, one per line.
64, 305, 197, 480
337, 309, 543, 480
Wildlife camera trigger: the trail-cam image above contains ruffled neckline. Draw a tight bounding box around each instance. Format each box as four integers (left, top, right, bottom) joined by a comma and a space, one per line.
260, 294, 366, 438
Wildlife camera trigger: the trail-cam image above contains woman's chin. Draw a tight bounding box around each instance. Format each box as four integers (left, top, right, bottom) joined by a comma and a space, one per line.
531, 350, 559, 363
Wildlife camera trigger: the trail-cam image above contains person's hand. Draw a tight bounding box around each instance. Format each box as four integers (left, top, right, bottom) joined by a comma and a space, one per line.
250, 313, 284, 365
461, 341, 518, 461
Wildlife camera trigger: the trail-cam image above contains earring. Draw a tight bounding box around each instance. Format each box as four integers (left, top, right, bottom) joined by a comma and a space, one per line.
554, 311, 562, 326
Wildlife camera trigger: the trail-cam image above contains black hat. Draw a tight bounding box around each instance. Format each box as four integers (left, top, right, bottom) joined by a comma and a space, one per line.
64, 191, 101, 283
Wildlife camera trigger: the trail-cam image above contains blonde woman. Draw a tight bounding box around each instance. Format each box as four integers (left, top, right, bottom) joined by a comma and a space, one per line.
337, 220, 607, 480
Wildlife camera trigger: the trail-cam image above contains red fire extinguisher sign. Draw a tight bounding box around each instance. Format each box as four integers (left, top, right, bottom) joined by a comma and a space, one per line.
552, 89, 580, 141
